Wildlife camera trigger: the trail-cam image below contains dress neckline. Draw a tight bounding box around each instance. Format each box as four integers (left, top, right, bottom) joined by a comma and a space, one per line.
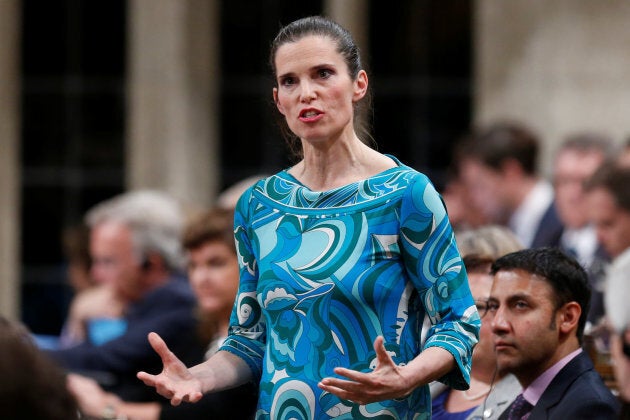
280, 154, 403, 194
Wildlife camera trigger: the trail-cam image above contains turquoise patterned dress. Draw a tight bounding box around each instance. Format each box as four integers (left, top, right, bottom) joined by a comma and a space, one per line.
220, 157, 480, 419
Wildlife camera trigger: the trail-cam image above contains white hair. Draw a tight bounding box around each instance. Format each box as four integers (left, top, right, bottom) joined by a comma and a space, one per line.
85, 190, 184, 271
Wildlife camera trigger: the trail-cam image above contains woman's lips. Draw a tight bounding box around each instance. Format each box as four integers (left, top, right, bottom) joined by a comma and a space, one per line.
299, 108, 324, 122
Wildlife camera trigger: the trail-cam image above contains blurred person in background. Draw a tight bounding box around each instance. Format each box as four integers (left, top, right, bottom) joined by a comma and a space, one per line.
67, 207, 257, 420
616, 136, 630, 167
0, 315, 79, 420
57, 221, 127, 348
585, 163, 630, 412
215, 174, 269, 210
440, 167, 489, 232
552, 132, 614, 327
455, 121, 564, 248
431, 225, 523, 419
45, 190, 203, 403
31, 222, 97, 350
62, 222, 94, 294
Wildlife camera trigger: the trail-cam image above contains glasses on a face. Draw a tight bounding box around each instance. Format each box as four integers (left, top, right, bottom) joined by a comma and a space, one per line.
475, 300, 489, 319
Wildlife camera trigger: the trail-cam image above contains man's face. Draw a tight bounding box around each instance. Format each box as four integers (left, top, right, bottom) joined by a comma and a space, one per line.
553, 149, 604, 228
587, 187, 630, 258
468, 271, 497, 373
90, 221, 144, 301
487, 269, 563, 386
458, 159, 508, 224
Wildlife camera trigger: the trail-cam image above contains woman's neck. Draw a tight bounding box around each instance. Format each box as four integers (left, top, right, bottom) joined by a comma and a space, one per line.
290, 137, 394, 191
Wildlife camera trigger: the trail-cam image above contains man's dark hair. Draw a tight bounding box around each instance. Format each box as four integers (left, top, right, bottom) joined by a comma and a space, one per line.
584, 162, 630, 213
455, 121, 540, 175
490, 247, 591, 343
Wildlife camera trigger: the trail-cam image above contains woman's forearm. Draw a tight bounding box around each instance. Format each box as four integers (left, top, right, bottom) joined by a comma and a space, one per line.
190, 350, 254, 393
401, 347, 456, 392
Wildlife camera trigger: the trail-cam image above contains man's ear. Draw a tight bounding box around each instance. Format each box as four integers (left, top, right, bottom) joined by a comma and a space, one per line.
140, 253, 164, 273
273, 87, 285, 115
558, 301, 581, 335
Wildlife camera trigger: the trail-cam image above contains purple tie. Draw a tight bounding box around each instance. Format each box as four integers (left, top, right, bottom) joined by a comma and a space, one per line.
508, 394, 533, 420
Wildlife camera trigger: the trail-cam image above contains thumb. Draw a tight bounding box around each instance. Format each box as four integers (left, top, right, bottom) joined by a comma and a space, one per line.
148, 332, 176, 364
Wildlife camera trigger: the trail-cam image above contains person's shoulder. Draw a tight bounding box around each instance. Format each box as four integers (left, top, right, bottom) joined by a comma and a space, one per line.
149, 276, 196, 304
551, 353, 618, 408
233, 174, 276, 215
556, 373, 619, 417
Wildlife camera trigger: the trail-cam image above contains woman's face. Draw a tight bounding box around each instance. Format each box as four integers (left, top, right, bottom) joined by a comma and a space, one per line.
187, 240, 240, 319
272, 35, 367, 145
469, 271, 497, 373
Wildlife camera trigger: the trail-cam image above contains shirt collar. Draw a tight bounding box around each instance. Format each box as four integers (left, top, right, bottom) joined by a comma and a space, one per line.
522, 348, 582, 406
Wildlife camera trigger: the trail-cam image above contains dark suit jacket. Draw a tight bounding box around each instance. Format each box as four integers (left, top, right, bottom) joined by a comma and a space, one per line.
46, 276, 205, 402
530, 202, 564, 249
500, 351, 619, 419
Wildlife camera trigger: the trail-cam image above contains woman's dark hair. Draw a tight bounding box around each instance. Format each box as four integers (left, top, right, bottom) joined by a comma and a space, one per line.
269, 15, 374, 160
455, 121, 540, 176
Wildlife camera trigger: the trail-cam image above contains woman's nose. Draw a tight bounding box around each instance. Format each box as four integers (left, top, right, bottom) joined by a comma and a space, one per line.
299, 81, 316, 102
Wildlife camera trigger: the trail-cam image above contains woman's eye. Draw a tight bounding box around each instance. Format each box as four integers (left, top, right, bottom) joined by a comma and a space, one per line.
318, 69, 332, 78
280, 77, 295, 86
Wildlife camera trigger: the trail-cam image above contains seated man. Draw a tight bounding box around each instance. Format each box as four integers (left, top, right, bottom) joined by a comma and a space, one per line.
486, 247, 619, 419
45, 190, 205, 402
66, 207, 258, 420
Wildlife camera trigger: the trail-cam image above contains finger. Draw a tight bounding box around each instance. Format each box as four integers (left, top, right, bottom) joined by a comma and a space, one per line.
318, 381, 357, 400
187, 391, 204, 403
373, 335, 385, 352
148, 332, 178, 365
373, 336, 395, 366
137, 371, 157, 386
332, 367, 370, 383
170, 390, 201, 406
320, 376, 363, 393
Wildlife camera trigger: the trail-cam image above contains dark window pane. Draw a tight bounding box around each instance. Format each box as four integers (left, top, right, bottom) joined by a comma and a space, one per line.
21, 1, 68, 76
20, 0, 126, 335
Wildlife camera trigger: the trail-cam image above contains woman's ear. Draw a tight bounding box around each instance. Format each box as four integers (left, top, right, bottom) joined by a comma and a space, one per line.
352, 70, 368, 102
273, 87, 285, 115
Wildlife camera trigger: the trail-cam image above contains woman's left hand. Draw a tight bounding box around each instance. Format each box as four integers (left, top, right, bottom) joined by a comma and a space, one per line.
317, 336, 413, 405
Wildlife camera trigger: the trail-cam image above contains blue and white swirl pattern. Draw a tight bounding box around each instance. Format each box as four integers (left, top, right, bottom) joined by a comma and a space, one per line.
221, 157, 480, 419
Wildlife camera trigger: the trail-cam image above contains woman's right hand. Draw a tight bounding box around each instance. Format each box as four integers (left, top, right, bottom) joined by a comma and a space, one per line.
137, 332, 204, 406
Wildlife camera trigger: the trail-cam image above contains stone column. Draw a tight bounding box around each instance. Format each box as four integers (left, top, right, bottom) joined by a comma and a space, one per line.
0, 0, 21, 320
127, 0, 220, 209
475, 0, 630, 174
324, 0, 370, 59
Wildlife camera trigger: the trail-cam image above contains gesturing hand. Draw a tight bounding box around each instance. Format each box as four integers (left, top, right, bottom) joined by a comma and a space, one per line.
317, 336, 413, 405
137, 332, 204, 406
